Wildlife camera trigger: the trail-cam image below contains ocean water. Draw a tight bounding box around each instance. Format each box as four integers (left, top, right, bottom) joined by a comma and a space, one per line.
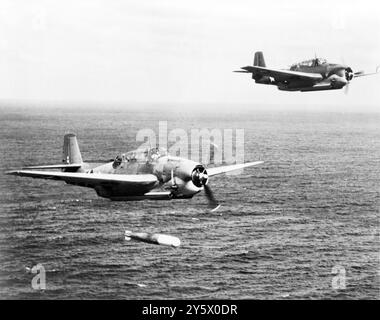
0, 105, 379, 299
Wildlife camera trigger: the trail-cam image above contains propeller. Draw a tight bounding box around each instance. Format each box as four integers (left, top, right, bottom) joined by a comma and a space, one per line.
339, 56, 378, 80
341, 67, 353, 95
338, 57, 377, 94
191, 165, 220, 211
343, 67, 364, 94
339, 57, 352, 94
204, 184, 220, 211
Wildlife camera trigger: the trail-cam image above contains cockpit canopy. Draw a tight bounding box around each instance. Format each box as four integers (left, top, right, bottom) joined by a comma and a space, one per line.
290, 58, 327, 69
112, 147, 167, 168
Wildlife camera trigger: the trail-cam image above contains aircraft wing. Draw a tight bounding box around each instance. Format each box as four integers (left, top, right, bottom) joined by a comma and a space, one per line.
6, 170, 158, 188
207, 161, 263, 177
236, 66, 323, 83
21, 164, 82, 170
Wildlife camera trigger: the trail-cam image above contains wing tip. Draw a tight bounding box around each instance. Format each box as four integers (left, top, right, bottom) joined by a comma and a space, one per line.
233, 70, 250, 73
5, 170, 20, 175
246, 161, 264, 166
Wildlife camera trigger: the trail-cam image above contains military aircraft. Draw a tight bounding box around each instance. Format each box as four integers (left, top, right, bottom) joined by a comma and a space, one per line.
235, 51, 379, 92
7, 134, 263, 209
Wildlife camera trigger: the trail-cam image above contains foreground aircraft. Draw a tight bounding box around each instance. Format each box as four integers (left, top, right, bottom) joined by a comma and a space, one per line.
7, 134, 263, 209
235, 51, 378, 92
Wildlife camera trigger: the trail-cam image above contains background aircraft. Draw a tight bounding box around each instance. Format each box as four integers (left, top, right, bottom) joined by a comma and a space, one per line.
7, 134, 263, 209
235, 51, 378, 92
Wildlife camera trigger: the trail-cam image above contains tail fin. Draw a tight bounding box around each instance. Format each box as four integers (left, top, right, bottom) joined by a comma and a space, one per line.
253, 51, 266, 67
63, 134, 83, 164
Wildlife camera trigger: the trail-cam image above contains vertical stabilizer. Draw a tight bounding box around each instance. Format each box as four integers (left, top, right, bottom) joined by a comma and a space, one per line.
253, 51, 266, 67
63, 134, 83, 164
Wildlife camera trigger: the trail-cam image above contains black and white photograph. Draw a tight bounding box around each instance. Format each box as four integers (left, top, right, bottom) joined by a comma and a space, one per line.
0, 0, 379, 306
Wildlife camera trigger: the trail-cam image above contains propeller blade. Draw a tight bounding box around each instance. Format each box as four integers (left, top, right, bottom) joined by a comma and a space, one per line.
210, 142, 219, 164
344, 83, 350, 95
204, 184, 220, 210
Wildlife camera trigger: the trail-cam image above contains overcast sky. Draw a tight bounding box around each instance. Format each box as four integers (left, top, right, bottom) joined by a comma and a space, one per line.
0, 0, 379, 111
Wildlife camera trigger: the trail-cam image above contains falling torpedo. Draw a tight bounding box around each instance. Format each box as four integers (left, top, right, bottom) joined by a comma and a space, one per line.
125, 230, 181, 248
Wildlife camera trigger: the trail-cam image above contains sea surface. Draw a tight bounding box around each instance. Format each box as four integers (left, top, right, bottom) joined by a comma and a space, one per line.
0, 105, 379, 299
